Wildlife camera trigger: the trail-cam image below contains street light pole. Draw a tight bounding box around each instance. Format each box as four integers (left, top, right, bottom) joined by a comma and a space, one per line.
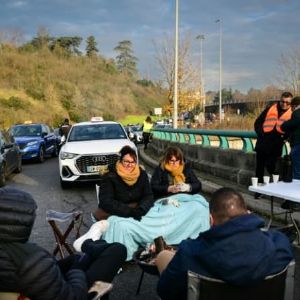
196, 34, 205, 114
173, 0, 179, 129
216, 19, 222, 122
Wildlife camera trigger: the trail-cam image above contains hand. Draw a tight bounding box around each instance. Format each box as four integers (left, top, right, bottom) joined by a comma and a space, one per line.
168, 185, 180, 193
177, 183, 191, 192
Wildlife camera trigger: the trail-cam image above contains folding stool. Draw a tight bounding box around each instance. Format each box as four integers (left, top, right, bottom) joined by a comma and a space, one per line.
46, 209, 83, 258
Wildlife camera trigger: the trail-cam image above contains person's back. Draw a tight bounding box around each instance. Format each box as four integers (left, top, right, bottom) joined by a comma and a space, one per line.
60, 118, 72, 138
0, 187, 87, 300
157, 188, 293, 300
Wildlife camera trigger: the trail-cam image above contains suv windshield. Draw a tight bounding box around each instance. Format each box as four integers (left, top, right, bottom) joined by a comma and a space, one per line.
11, 125, 42, 137
68, 123, 127, 142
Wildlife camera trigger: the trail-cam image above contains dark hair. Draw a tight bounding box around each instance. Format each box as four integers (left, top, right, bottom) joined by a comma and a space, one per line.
145, 116, 152, 123
291, 96, 300, 106
209, 187, 247, 224
160, 146, 184, 167
281, 92, 293, 99
64, 118, 69, 124
119, 145, 137, 162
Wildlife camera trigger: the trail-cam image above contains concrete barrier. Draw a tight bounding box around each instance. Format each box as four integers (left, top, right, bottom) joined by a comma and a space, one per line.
149, 138, 256, 188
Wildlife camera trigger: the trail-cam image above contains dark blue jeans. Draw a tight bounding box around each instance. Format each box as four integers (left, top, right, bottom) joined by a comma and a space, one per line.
291, 144, 300, 179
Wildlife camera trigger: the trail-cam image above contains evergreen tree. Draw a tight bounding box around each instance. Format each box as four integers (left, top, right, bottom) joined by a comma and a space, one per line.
114, 40, 138, 76
50, 36, 82, 55
86, 36, 99, 57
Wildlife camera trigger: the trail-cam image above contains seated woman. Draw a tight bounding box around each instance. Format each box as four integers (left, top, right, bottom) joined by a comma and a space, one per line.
151, 146, 202, 199
92, 145, 154, 221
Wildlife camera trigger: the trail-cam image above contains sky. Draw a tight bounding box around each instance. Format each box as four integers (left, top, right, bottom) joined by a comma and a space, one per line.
0, 0, 299, 93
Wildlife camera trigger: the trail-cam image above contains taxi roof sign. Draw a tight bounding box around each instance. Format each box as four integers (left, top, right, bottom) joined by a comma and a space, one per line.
24, 120, 33, 124
90, 116, 103, 122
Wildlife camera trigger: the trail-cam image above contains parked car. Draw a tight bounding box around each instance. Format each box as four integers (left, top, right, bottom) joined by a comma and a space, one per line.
153, 123, 173, 129
125, 125, 143, 144
9, 123, 58, 162
0, 130, 22, 186
59, 119, 137, 188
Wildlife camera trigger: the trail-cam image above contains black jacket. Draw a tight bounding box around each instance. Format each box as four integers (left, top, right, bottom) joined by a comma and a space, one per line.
0, 187, 87, 300
98, 167, 154, 219
150, 162, 202, 200
281, 108, 300, 147
254, 103, 288, 156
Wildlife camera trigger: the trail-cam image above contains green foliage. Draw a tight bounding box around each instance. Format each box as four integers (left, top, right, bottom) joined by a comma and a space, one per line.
136, 79, 154, 87
6, 96, 26, 109
69, 111, 81, 123
103, 113, 115, 121
86, 36, 99, 57
114, 40, 138, 76
25, 86, 45, 101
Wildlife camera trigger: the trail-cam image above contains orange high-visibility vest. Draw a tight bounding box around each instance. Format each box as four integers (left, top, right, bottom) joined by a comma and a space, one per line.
263, 104, 291, 134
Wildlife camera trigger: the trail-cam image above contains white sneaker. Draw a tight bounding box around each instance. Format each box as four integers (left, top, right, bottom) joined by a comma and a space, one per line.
73, 220, 109, 252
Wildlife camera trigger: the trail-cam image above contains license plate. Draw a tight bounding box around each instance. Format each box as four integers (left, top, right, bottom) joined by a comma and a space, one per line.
87, 165, 102, 173
86, 165, 109, 174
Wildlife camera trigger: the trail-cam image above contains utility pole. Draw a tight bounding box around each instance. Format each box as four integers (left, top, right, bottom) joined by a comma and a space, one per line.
216, 19, 222, 122
196, 34, 205, 114
173, 0, 179, 129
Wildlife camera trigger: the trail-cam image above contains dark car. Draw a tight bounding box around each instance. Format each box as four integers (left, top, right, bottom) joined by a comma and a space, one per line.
0, 130, 22, 186
9, 123, 58, 162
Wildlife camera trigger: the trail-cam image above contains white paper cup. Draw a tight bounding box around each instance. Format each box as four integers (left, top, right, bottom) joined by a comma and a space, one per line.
263, 176, 270, 184
272, 174, 279, 183
251, 177, 258, 187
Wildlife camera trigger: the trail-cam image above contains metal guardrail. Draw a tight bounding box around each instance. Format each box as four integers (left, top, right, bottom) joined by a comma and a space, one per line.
151, 128, 288, 155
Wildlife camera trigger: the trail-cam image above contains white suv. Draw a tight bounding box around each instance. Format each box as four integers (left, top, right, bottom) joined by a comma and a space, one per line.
59, 119, 136, 188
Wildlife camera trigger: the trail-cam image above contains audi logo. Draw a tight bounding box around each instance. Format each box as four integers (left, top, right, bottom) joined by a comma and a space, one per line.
92, 156, 107, 163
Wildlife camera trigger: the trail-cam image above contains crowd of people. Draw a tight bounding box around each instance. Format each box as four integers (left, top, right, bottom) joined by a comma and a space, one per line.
0, 93, 298, 299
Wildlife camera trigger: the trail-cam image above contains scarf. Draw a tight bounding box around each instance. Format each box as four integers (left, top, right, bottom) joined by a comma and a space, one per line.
164, 162, 185, 184
116, 161, 140, 186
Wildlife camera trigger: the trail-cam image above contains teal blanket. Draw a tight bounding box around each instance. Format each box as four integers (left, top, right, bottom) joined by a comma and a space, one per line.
102, 193, 210, 260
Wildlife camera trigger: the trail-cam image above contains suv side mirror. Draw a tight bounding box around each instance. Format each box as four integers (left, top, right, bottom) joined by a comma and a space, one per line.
41, 132, 47, 138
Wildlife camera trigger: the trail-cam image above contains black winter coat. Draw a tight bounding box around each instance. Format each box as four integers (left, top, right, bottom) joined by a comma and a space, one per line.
150, 162, 202, 200
0, 187, 87, 300
254, 103, 289, 156
98, 167, 154, 219
281, 108, 300, 147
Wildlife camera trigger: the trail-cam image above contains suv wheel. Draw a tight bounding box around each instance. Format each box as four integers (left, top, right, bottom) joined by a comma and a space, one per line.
0, 164, 6, 187
38, 147, 45, 163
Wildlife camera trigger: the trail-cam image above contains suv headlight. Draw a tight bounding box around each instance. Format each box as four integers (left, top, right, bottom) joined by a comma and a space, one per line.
60, 151, 79, 160
26, 141, 39, 147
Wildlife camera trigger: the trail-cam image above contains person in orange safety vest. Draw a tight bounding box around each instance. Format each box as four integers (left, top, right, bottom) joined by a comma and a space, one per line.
254, 92, 293, 197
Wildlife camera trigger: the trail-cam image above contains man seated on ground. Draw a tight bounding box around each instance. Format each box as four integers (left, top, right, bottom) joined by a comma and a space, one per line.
0, 187, 127, 300
156, 187, 294, 300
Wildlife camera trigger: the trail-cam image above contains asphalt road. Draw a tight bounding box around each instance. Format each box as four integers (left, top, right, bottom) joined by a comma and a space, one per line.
5, 156, 300, 300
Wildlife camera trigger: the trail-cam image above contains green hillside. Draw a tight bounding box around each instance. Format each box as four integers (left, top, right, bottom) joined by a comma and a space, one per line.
0, 45, 167, 128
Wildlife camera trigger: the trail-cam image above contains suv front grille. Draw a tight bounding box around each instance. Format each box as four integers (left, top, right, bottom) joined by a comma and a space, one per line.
75, 154, 119, 173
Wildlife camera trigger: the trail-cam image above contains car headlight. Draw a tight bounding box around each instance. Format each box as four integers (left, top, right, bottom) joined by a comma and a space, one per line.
60, 151, 79, 160
26, 141, 39, 147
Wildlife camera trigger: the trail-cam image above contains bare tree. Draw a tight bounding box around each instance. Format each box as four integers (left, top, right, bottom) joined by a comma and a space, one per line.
153, 33, 199, 111
277, 47, 300, 95
0, 28, 24, 46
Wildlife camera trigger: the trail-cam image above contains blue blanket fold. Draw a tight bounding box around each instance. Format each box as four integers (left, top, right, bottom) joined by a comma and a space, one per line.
102, 193, 210, 260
